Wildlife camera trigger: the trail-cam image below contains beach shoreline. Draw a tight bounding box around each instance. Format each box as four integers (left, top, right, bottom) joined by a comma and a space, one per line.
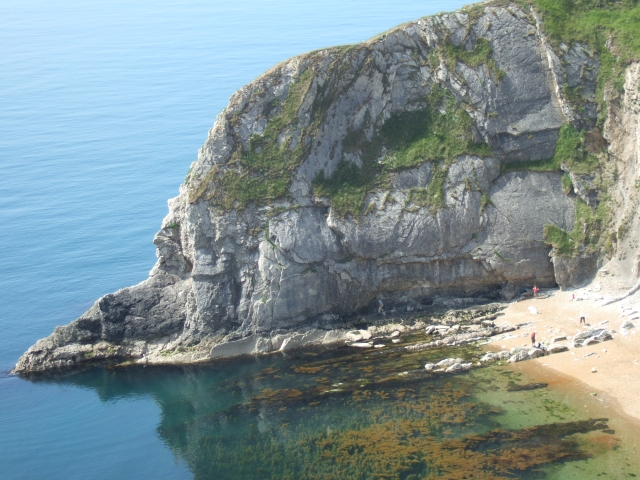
488, 287, 640, 426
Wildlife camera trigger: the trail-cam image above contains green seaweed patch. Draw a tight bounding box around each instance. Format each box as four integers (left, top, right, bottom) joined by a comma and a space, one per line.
507, 382, 548, 392
195, 380, 612, 480
158, 320, 623, 480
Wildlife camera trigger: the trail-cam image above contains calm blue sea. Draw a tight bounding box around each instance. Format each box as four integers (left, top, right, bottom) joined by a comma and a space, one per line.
0, 1, 469, 478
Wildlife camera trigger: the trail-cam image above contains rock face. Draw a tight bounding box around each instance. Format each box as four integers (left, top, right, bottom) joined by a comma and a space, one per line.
13, 3, 636, 373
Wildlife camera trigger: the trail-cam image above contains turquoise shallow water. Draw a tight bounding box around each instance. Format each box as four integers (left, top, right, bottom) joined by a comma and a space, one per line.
2, 1, 638, 478
12, 342, 639, 479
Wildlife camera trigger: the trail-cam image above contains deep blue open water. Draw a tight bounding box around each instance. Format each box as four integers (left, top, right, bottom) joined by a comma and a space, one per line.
0, 1, 473, 478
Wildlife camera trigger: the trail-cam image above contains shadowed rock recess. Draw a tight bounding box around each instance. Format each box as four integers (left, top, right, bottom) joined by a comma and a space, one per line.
15, 1, 640, 373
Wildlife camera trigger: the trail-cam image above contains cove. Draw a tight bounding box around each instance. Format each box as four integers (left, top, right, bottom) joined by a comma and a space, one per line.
22, 322, 640, 479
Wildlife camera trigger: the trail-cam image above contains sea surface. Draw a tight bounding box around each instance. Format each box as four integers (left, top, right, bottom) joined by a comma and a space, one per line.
1, 1, 638, 479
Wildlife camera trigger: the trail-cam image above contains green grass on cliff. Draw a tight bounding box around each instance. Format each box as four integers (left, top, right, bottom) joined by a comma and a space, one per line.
313, 85, 492, 217
190, 0, 640, 221
500, 0, 640, 258
527, 0, 640, 125
211, 68, 314, 209
530, 0, 640, 56
544, 197, 611, 256
501, 125, 597, 175
435, 37, 506, 82
187, 67, 316, 207
503, 122, 610, 257
561, 173, 573, 195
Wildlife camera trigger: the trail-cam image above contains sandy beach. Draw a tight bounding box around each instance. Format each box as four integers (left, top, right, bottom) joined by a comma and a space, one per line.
488, 285, 640, 425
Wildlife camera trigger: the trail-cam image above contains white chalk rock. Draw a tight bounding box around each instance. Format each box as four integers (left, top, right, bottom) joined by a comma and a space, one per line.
436, 357, 464, 368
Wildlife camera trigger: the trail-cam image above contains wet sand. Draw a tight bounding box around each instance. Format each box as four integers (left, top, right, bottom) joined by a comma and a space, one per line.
489, 287, 640, 424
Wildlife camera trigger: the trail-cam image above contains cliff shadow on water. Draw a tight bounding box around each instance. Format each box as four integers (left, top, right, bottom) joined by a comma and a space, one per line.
26, 337, 637, 480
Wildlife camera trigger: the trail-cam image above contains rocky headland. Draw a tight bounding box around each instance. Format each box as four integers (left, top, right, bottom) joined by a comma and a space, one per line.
14, 0, 640, 374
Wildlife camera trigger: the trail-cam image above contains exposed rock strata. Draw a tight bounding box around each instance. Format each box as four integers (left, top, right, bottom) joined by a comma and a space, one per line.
14, 3, 639, 373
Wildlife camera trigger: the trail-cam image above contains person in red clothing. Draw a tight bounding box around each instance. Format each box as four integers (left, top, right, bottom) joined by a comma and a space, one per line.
533, 285, 539, 297
531, 332, 536, 345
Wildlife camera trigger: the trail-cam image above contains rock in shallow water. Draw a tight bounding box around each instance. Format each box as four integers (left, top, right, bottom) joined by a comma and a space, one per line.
445, 362, 473, 373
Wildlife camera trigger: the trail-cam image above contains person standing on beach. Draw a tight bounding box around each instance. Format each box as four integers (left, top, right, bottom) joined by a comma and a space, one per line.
531, 332, 536, 346
580, 315, 586, 325
533, 285, 539, 297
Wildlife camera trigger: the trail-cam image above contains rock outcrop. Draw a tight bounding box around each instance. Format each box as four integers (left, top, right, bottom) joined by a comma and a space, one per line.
14, 2, 639, 373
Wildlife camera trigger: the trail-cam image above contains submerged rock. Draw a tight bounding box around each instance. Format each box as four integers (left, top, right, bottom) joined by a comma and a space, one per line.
436, 358, 464, 368
445, 362, 473, 373
480, 352, 497, 362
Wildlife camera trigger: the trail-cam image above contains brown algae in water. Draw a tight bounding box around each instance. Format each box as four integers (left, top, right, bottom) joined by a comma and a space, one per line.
193, 374, 615, 479
158, 331, 633, 479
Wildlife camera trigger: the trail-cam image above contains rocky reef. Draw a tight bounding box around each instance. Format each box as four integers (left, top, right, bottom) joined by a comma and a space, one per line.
14, 0, 640, 373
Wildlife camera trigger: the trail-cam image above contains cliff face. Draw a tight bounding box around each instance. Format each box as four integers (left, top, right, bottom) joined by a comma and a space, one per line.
15, 3, 640, 373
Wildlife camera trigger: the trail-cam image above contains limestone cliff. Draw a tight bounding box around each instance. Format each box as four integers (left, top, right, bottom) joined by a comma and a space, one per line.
15, 1, 640, 373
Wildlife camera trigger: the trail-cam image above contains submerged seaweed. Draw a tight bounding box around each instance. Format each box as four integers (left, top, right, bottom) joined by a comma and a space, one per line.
507, 382, 549, 392
31, 318, 633, 480
153, 341, 619, 480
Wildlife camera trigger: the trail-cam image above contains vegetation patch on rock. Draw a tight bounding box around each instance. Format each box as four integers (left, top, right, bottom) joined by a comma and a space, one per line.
313, 85, 492, 217
430, 37, 506, 83
501, 125, 597, 175
517, 0, 640, 124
